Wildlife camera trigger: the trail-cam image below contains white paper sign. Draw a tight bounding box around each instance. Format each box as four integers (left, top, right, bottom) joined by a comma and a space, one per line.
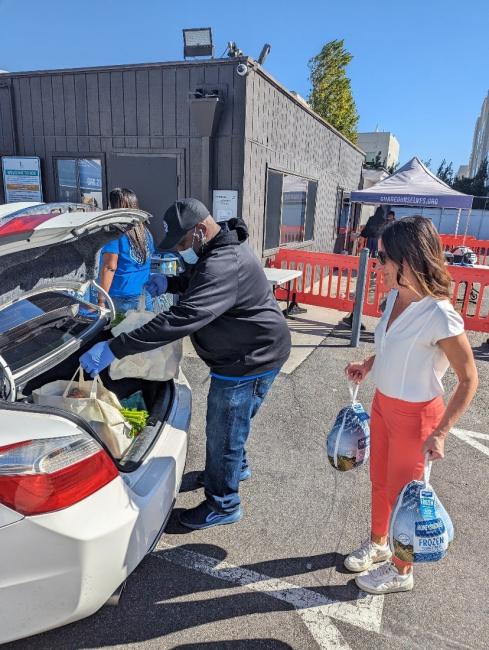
213, 190, 238, 222
2, 156, 43, 203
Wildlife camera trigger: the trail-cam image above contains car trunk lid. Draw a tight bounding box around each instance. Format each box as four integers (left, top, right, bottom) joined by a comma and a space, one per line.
0, 208, 150, 306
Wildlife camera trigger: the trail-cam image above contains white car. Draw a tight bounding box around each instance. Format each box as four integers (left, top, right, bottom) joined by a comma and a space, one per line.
0, 205, 190, 644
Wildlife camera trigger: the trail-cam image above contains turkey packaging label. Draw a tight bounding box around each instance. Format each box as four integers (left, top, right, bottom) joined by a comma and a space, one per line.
389, 458, 454, 563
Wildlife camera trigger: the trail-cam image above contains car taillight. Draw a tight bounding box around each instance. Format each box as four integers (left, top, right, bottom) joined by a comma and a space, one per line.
0, 435, 118, 516
0, 213, 53, 239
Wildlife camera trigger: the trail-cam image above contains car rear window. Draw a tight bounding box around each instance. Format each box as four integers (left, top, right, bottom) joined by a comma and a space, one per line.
0, 292, 99, 373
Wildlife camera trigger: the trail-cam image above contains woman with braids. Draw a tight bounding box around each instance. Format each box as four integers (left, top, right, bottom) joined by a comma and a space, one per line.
344, 216, 478, 595
97, 188, 155, 313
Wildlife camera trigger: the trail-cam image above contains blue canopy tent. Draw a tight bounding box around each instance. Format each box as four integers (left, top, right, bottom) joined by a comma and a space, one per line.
349, 157, 474, 240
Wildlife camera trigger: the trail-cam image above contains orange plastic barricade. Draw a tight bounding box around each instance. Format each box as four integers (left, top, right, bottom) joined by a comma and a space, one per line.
363, 258, 389, 317
468, 240, 489, 266
439, 235, 489, 265
272, 249, 360, 313
448, 265, 489, 332
270, 249, 489, 332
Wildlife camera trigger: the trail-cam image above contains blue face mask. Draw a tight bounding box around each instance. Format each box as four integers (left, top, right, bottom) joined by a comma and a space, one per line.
180, 246, 199, 265
179, 228, 202, 265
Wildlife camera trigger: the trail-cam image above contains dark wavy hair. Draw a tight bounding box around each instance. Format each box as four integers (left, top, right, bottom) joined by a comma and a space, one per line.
109, 188, 150, 263
381, 216, 452, 299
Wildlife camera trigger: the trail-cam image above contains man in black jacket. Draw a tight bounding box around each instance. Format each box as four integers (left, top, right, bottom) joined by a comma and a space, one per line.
358, 206, 387, 256
81, 198, 291, 529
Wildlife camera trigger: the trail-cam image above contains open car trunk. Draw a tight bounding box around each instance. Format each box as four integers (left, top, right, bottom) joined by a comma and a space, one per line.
0, 208, 174, 470
21, 325, 174, 471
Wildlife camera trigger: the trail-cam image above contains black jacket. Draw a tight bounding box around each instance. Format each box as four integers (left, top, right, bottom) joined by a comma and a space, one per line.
360, 211, 387, 238
109, 219, 291, 376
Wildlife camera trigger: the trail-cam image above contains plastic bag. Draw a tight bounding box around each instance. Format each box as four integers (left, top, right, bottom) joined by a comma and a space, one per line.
32, 367, 132, 458
109, 295, 182, 381
389, 456, 454, 563
326, 383, 370, 471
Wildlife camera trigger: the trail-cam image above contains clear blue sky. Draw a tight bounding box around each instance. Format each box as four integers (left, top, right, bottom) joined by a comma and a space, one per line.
1, 0, 487, 172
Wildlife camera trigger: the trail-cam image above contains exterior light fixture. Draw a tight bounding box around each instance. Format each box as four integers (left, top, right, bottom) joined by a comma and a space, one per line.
183, 28, 214, 59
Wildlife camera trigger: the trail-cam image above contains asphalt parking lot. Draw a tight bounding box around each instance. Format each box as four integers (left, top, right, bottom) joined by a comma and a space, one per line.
8, 319, 489, 650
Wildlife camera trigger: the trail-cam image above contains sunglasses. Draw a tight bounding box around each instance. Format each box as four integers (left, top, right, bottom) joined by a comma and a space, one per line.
376, 251, 388, 265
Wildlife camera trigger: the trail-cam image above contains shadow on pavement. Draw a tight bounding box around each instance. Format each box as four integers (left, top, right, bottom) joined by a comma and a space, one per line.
174, 641, 294, 649
329, 324, 375, 345
8, 543, 359, 650
179, 470, 203, 493
472, 341, 489, 362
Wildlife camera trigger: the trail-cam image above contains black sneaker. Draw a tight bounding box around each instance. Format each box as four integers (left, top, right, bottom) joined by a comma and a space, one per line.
179, 501, 243, 530
341, 314, 366, 331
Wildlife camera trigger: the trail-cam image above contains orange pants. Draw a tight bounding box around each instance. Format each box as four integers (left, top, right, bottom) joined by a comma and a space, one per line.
370, 390, 444, 549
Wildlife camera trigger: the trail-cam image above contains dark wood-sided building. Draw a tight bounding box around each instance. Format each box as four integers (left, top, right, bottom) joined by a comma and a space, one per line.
0, 57, 363, 256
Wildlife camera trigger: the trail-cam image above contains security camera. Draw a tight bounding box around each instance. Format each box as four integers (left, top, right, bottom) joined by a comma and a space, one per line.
236, 63, 248, 77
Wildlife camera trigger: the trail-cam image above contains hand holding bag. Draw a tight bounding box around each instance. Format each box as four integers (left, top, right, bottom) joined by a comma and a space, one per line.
389, 455, 454, 563
109, 295, 182, 381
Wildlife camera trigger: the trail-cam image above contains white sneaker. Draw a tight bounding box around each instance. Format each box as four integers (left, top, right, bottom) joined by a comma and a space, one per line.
355, 562, 414, 595
344, 539, 392, 572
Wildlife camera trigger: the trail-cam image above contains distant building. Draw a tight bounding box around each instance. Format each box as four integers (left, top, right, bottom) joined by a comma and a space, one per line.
456, 164, 469, 179
357, 131, 400, 169
468, 92, 489, 178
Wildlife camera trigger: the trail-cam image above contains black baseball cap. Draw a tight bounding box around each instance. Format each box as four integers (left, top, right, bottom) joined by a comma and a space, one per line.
161, 198, 210, 250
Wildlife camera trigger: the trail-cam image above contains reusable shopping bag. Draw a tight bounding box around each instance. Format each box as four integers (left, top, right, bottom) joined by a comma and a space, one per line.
32, 367, 132, 458
326, 382, 370, 471
109, 295, 182, 381
389, 456, 454, 563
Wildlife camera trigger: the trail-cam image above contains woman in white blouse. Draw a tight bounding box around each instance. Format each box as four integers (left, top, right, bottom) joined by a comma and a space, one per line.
345, 216, 478, 595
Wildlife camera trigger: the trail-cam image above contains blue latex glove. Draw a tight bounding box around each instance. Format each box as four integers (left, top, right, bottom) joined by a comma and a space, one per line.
79, 341, 115, 377
144, 274, 168, 298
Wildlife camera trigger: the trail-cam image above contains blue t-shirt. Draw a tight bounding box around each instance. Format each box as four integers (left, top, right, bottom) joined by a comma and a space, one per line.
100, 229, 154, 298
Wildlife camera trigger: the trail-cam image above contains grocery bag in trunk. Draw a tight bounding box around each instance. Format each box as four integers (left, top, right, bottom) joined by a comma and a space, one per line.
389, 456, 454, 563
326, 383, 370, 471
32, 367, 132, 458
109, 295, 182, 381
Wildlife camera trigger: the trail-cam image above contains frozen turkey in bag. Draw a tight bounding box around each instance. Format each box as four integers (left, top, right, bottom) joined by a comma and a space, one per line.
389, 457, 454, 563
326, 383, 370, 471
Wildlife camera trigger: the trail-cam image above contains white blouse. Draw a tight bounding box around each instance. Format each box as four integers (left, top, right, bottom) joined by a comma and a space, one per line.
372, 290, 465, 402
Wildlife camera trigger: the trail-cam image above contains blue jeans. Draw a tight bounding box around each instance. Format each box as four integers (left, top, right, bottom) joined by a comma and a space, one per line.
204, 369, 280, 514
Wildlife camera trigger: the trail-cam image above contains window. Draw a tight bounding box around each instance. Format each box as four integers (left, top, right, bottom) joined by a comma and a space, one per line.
55, 158, 103, 208
264, 169, 318, 250
335, 187, 346, 233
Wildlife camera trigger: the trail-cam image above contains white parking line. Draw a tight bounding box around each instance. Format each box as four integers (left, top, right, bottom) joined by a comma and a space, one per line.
159, 543, 384, 649
451, 428, 489, 458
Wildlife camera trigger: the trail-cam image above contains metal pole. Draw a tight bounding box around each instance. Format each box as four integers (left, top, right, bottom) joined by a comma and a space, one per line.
454, 208, 461, 236
342, 203, 352, 252
350, 247, 369, 348
462, 207, 472, 244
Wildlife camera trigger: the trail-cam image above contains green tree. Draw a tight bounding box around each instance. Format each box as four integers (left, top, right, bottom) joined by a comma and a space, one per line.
436, 159, 454, 185
308, 39, 359, 143
471, 157, 488, 196
452, 157, 488, 196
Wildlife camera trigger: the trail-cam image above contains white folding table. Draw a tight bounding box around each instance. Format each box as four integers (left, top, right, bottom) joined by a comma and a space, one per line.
263, 268, 305, 317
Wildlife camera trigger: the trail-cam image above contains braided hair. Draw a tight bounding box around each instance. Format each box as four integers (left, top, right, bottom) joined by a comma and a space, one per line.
109, 188, 150, 263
